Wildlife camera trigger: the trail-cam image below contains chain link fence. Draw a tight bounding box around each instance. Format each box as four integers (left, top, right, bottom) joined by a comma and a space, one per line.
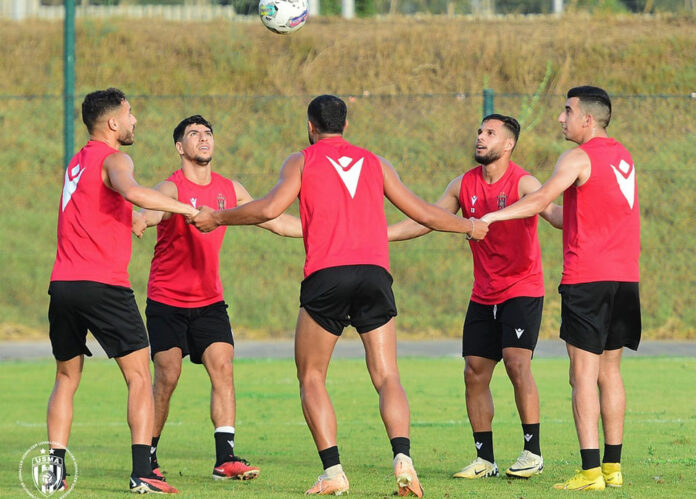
1, 92, 694, 338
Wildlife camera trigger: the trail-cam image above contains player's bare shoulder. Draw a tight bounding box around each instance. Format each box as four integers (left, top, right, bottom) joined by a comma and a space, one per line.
559, 146, 592, 186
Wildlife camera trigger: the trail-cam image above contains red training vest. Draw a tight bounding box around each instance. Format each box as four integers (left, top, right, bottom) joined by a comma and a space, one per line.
148, 169, 237, 307
561, 137, 640, 284
50, 140, 132, 287
459, 162, 544, 304
300, 137, 389, 278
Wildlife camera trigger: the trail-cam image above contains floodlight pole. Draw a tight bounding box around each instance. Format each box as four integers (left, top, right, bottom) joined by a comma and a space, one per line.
64, 0, 76, 169
342, 0, 354, 19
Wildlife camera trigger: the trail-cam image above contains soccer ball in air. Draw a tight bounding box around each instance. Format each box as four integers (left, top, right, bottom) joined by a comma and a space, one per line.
259, 0, 308, 34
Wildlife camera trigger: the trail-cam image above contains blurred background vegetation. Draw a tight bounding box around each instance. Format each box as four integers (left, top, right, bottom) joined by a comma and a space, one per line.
31, 0, 696, 15
0, 14, 694, 341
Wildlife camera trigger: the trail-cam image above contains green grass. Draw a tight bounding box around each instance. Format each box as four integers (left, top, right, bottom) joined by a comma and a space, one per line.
2, 356, 695, 497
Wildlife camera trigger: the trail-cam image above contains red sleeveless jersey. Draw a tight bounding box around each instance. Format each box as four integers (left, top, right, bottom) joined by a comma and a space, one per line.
300, 137, 389, 278
561, 137, 640, 284
147, 170, 237, 307
459, 162, 544, 304
50, 140, 132, 287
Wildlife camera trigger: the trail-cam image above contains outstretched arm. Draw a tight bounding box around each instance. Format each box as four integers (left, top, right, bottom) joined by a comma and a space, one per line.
192, 152, 303, 232
138, 181, 179, 226
517, 175, 563, 229
103, 152, 197, 217
388, 175, 463, 241
482, 148, 588, 225
233, 180, 303, 238
381, 157, 488, 240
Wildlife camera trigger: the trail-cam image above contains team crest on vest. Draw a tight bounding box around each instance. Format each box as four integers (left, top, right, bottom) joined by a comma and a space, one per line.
610, 159, 636, 209
190, 197, 197, 208
497, 191, 507, 209
470, 195, 478, 213
217, 193, 226, 210
326, 155, 364, 198
61, 163, 85, 211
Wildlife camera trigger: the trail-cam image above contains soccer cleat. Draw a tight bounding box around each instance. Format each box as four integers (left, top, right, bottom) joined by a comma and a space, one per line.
393, 453, 424, 497
505, 450, 544, 478
152, 467, 166, 481
304, 471, 350, 495
453, 457, 499, 479
212, 455, 260, 480
553, 467, 606, 491
602, 462, 623, 487
129, 474, 179, 494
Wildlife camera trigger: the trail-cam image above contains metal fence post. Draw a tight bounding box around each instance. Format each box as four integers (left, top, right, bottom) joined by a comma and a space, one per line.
483, 88, 494, 118
64, 0, 75, 169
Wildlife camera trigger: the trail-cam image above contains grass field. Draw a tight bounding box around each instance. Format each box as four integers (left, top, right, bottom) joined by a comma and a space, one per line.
2, 355, 694, 497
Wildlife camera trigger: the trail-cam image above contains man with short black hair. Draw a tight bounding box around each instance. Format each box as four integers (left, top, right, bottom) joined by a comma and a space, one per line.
137, 114, 301, 483
192, 94, 488, 496
389, 113, 562, 481
47, 88, 197, 494
482, 86, 641, 491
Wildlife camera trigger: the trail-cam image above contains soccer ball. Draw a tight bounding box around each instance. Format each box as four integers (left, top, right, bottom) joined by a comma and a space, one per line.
259, 0, 308, 35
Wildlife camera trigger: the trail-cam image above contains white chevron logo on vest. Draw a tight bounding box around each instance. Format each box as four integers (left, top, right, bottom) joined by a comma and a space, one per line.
610, 159, 636, 209
61, 164, 85, 211
326, 155, 364, 198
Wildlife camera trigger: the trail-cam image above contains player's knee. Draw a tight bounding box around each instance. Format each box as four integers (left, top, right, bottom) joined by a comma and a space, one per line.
155, 364, 182, 390
464, 365, 487, 387
125, 367, 152, 391
297, 369, 325, 390
503, 357, 530, 384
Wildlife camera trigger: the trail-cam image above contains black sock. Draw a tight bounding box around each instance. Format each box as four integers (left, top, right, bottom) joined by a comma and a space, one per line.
473, 431, 495, 463
580, 448, 601, 470
150, 436, 160, 468
132, 444, 153, 477
214, 432, 235, 467
50, 448, 67, 480
522, 423, 541, 456
603, 444, 622, 464
390, 437, 410, 458
318, 446, 340, 470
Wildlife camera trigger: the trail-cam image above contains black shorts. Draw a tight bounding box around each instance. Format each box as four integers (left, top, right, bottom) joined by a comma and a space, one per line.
299, 265, 398, 336
462, 296, 543, 361
559, 281, 641, 354
48, 281, 149, 361
146, 299, 234, 364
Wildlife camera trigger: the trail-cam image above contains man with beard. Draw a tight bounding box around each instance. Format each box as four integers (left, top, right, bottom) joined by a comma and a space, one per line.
48, 88, 196, 494
136, 115, 301, 483
191, 95, 487, 496
389, 114, 562, 481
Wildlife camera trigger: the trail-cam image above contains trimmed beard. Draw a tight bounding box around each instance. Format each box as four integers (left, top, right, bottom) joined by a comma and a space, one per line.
474, 149, 501, 165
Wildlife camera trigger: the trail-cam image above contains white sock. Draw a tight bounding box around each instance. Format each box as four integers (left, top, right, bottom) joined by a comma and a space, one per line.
215, 426, 235, 434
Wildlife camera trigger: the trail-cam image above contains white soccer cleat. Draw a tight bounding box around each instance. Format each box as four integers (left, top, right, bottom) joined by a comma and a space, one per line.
393, 453, 424, 497
452, 457, 499, 479
505, 450, 544, 478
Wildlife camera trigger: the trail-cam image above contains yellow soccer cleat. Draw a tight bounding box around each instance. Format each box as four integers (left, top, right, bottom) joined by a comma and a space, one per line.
553, 467, 606, 491
452, 457, 499, 479
601, 462, 623, 488
393, 453, 424, 497
305, 471, 350, 496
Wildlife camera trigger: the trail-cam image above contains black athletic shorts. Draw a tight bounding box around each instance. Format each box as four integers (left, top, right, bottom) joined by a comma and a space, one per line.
299, 265, 398, 336
559, 281, 641, 354
48, 281, 149, 361
145, 299, 234, 364
462, 296, 544, 361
